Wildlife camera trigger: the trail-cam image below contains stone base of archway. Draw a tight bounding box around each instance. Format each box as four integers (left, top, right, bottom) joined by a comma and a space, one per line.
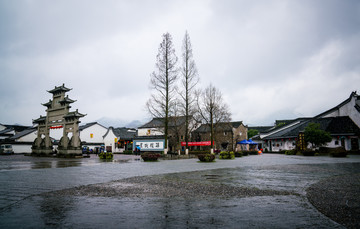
57, 149, 83, 158
31, 149, 53, 156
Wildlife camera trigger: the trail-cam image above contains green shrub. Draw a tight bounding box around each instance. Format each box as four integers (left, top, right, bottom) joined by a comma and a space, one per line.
329, 147, 347, 157
122, 150, 133, 155
189, 151, 211, 155
235, 151, 243, 157
141, 152, 161, 161
197, 154, 215, 162
236, 150, 259, 155
330, 152, 348, 157
248, 151, 259, 155
285, 150, 296, 155
98, 152, 113, 159
219, 151, 235, 159
302, 150, 315, 156
240, 151, 249, 156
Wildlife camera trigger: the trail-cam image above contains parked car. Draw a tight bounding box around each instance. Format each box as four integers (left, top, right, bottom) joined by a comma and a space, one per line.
0, 144, 14, 154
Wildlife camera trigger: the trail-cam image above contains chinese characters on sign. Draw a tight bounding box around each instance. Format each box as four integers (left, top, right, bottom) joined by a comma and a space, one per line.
133, 139, 164, 151
297, 132, 306, 151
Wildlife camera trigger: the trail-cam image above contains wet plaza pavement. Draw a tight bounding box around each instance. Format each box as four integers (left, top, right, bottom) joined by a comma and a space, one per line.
0, 154, 360, 228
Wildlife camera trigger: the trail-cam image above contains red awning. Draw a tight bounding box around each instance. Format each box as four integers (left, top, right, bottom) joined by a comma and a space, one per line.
181, 141, 214, 146
50, 125, 63, 129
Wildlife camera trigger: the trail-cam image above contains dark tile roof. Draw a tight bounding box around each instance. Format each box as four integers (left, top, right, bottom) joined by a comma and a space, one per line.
2, 124, 32, 132
113, 127, 137, 140
355, 104, 360, 112
194, 121, 244, 133
0, 129, 13, 135
0, 125, 32, 139
324, 116, 360, 134
275, 120, 297, 126
42, 99, 52, 108
9, 128, 36, 140
261, 118, 312, 134
47, 84, 71, 94
134, 135, 165, 140
263, 116, 360, 140
104, 127, 137, 140
248, 126, 274, 133
59, 95, 76, 104
79, 122, 106, 131
140, 116, 188, 128
63, 109, 86, 119
33, 116, 46, 124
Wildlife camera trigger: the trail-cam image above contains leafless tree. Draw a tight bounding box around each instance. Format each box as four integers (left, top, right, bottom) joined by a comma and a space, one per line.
146, 32, 178, 152
179, 31, 199, 152
196, 84, 231, 152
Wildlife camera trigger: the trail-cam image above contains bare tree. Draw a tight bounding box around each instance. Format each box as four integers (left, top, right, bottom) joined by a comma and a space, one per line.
146, 32, 178, 153
168, 100, 185, 154
196, 84, 231, 153
179, 31, 199, 153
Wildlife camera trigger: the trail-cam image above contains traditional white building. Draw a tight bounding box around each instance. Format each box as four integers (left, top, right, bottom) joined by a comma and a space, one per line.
258, 92, 360, 152
79, 122, 108, 151
137, 118, 165, 137
8, 128, 37, 153
103, 127, 137, 153
315, 91, 360, 127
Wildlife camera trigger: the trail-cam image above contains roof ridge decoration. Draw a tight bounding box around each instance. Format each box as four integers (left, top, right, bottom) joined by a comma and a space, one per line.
47, 83, 72, 94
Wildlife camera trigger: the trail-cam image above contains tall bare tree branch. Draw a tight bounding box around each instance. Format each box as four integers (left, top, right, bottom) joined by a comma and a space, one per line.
178, 31, 199, 150
196, 84, 231, 151
146, 32, 178, 151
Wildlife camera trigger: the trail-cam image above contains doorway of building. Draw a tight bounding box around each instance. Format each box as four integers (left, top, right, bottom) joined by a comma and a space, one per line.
351, 138, 359, 151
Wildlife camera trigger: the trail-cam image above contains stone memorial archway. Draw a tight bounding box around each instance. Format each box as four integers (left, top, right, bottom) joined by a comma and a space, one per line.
32, 84, 85, 157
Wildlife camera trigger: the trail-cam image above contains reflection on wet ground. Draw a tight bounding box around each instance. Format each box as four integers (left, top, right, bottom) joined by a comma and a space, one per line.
1, 195, 344, 229
0, 154, 359, 228
0, 154, 137, 171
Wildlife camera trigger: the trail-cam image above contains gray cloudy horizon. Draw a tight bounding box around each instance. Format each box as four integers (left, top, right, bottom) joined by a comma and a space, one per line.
1, 0, 359, 127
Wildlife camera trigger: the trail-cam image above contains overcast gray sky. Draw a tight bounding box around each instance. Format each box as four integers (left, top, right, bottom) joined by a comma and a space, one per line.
1, 0, 359, 127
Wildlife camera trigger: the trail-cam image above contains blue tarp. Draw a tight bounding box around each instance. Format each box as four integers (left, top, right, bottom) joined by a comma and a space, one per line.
248, 139, 258, 145
237, 139, 258, 145
238, 139, 251, 144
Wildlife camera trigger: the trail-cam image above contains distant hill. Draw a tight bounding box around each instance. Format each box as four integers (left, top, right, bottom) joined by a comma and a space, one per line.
95, 117, 144, 128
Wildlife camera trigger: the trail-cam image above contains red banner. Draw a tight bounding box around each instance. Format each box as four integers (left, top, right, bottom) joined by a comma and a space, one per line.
50, 125, 63, 129
181, 141, 214, 146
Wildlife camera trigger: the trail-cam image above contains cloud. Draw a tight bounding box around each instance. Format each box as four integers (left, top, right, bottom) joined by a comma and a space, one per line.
230, 37, 360, 125
0, 0, 359, 127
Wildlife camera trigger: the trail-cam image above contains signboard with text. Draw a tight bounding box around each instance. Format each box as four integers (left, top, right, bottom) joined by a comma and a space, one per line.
133, 139, 165, 152
181, 141, 214, 146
